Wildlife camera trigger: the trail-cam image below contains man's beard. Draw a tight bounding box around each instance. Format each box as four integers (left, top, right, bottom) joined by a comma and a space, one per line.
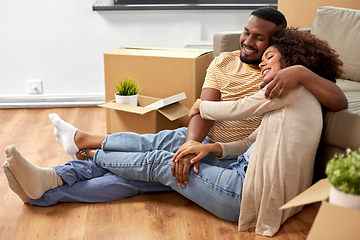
239, 43, 262, 65
239, 53, 262, 65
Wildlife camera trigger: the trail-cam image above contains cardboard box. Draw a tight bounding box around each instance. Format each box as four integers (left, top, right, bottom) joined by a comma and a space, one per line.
281, 179, 360, 240
104, 46, 213, 132
99, 93, 189, 134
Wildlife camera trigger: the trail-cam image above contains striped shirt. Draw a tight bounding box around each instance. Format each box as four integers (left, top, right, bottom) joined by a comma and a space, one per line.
203, 50, 263, 143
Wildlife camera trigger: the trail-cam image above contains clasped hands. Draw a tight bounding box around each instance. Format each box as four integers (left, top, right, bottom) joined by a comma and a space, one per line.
171, 140, 213, 187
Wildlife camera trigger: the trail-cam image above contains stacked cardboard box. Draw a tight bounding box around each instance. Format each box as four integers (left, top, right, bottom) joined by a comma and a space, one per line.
103, 46, 213, 133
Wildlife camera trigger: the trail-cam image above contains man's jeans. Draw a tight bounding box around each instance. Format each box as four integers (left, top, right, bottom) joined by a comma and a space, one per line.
94, 129, 247, 222
30, 159, 172, 206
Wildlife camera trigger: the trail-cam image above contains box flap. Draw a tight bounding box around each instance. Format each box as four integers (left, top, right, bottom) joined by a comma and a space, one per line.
280, 179, 330, 209
106, 46, 212, 58
145, 92, 186, 110
98, 93, 188, 120
307, 201, 360, 240
99, 101, 154, 115
158, 103, 189, 121
137, 95, 161, 106
125, 46, 212, 54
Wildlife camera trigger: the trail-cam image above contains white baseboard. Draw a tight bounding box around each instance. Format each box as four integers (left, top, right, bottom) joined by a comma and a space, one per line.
0, 93, 105, 108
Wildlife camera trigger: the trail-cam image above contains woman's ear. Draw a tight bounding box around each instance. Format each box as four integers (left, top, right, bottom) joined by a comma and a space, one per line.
279, 57, 287, 69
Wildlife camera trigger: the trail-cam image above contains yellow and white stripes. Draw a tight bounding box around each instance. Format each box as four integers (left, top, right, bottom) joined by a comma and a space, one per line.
203, 50, 263, 143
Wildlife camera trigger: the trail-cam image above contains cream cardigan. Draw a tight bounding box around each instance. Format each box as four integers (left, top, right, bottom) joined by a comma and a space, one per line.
200, 85, 322, 237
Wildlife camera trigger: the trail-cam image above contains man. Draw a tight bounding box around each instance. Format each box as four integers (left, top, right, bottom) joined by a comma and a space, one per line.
4, 7, 347, 205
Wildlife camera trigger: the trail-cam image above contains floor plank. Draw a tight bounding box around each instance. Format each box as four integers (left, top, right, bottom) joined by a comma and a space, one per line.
0, 107, 318, 240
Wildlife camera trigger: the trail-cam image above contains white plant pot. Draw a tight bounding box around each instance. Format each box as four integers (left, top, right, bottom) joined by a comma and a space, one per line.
329, 185, 360, 210
115, 93, 138, 106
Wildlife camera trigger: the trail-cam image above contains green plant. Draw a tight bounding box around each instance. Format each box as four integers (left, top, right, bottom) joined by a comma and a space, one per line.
325, 148, 360, 195
114, 77, 140, 96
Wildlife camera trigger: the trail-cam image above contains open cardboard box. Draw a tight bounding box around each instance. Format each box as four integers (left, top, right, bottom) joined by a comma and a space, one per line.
281, 179, 360, 239
104, 46, 213, 130
99, 93, 189, 134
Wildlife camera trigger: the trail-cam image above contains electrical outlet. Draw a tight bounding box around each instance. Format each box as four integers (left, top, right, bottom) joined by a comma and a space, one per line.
28, 79, 43, 94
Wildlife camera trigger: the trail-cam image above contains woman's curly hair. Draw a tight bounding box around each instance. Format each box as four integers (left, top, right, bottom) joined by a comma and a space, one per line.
269, 27, 343, 82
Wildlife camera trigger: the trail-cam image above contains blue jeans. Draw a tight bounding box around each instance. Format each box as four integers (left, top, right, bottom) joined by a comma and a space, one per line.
30, 128, 236, 206
30, 159, 171, 206
94, 129, 247, 222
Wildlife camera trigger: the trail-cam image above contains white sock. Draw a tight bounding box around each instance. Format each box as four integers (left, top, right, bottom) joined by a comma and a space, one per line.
53, 128, 78, 160
5, 145, 64, 200
49, 113, 79, 156
2, 161, 30, 203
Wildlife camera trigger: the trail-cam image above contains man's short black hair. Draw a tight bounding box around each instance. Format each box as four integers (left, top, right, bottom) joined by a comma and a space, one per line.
251, 7, 287, 28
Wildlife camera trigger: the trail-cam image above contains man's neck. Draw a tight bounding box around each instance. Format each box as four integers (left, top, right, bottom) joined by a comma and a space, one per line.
247, 64, 260, 70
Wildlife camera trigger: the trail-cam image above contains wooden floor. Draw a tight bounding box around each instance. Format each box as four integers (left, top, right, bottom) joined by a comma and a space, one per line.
0, 107, 319, 240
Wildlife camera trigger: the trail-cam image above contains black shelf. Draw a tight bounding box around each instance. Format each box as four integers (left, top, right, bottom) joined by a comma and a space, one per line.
93, 1, 277, 11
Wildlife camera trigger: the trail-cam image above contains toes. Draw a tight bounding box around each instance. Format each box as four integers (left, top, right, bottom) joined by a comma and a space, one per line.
5, 145, 17, 158
49, 113, 59, 121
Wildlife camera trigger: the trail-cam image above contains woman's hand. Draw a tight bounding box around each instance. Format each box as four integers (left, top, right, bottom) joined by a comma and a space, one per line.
188, 99, 203, 118
172, 140, 212, 165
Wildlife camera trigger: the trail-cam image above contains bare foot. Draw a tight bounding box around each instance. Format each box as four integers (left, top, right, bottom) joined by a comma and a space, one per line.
75, 149, 97, 160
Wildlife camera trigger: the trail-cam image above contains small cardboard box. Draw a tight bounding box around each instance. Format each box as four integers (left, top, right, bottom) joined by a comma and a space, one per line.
99, 93, 189, 134
104, 46, 213, 131
281, 179, 360, 240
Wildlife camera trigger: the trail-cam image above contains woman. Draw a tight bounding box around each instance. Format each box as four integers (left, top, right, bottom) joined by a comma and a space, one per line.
4, 28, 343, 236
170, 28, 343, 236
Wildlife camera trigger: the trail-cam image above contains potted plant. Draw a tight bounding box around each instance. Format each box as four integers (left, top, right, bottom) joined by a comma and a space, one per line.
114, 77, 140, 106
325, 147, 360, 210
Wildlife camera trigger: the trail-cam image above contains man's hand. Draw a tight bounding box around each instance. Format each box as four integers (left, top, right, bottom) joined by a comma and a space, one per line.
260, 65, 301, 99
260, 65, 348, 111
171, 154, 199, 187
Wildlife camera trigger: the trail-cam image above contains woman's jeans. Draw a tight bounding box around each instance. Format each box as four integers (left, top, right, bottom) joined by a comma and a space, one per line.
94, 129, 247, 222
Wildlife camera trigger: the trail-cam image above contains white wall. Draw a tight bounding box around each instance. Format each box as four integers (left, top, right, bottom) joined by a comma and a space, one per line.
0, 0, 252, 106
